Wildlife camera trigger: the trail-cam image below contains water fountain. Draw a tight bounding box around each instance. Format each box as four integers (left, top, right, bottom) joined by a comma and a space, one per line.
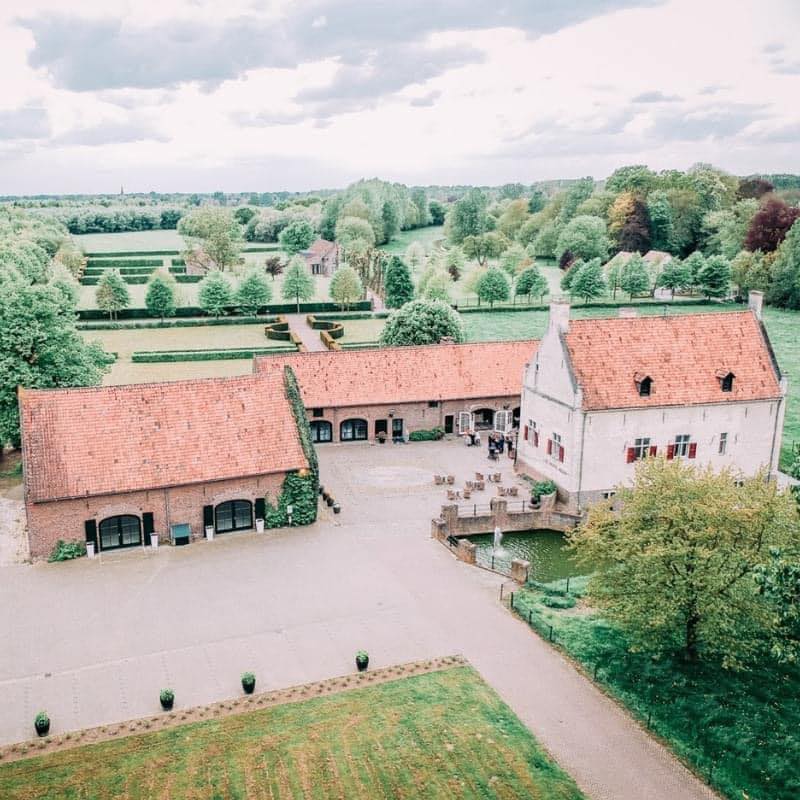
493, 526, 504, 551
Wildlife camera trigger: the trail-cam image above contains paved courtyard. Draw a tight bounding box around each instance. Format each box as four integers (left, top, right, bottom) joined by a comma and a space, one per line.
0, 441, 715, 800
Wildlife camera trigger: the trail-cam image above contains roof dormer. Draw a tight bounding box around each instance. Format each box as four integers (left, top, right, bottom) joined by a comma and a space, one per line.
633, 372, 652, 397
716, 370, 735, 392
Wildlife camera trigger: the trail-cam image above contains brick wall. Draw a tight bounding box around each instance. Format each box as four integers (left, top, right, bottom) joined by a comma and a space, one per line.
26, 472, 287, 560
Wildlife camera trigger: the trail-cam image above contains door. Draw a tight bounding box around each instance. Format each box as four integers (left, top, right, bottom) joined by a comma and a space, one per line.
98, 515, 142, 551
494, 410, 512, 434
444, 415, 454, 434
392, 418, 404, 439
310, 420, 332, 443
375, 419, 388, 436
457, 411, 473, 434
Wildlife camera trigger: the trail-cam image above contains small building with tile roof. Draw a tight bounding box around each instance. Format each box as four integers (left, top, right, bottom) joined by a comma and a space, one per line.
20, 373, 309, 559
254, 340, 537, 444
302, 239, 339, 276
516, 292, 787, 511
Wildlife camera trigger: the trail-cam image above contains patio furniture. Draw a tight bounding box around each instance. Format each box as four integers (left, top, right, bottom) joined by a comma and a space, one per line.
474, 480, 485, 491
508, 486, 519, 497
474, 472, 484, 481
493, 472, 501, 483
463, 488, 472, 499
446, 475, 455, 485
434, 475, 444, 485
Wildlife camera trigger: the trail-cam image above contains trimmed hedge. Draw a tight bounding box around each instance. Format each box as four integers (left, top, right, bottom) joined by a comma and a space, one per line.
408, 427, 445, 441
81, 275, 149, 285
341, 341, 380, 350
310, 311, 390, 322
77, 316, 278, 331
175, 275, 203, 283
131, 346, 296, 363
455, 298, 723, 314
86, 258, 164, 268
265, 319, 292, 341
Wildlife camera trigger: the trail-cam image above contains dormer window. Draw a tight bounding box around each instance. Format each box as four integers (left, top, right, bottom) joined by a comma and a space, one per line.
634, 372, 652, 397
716, 370, 735, 392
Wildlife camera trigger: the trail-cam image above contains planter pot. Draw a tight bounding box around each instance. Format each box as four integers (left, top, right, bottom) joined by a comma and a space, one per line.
326, 496, 335, 507
205, 525, 215, 541
318, 485, 325, 495
34, 718, 50, 737
160, 696, 174, 711
322, 492, 330, 503
150, 533, 159, 549
356, 656, 369, 672
255, 518, 265, 533
332, 503, 341, 514
86, 542, 96, 559
242, 679, 256, 695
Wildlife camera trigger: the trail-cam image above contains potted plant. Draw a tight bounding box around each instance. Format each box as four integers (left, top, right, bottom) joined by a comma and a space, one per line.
355, 650, 369, 672
241, 671, 256, 694
376, 431, 387, 444
332, 503, 341, 514
160, 688, 175, 710
34, 711, 50, 737
255, 518, 265, 533
318, 485, 325, 495
326, 495, 335, 507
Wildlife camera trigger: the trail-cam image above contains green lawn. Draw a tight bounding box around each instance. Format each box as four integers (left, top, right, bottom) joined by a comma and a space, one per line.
381, 225, 445, 256
75, 229, 187, 252
338, 318, 386, 344
0, 667, 583, 800
510, 581, 800, 800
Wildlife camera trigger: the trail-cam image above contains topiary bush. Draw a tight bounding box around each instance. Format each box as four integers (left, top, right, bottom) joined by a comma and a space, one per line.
159, 688, 174, 710
241, 672, 256, 694
48, 540, 87, 562
408, 427, 445, 441
541, 594, 576, 610
531, 480, 558, 502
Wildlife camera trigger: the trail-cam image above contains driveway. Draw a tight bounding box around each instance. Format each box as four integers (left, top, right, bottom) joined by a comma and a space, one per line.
0, 441, 714, 800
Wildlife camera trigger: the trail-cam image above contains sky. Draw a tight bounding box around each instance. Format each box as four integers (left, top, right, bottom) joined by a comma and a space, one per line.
0, 0, 798, 194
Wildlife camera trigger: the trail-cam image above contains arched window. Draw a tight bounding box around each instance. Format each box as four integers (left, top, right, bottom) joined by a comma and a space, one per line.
340, 418, 368, 441
473, 408, 495, 430
215, 500, 253, 533
99, 515, 141, 550
310, 420, 333, 443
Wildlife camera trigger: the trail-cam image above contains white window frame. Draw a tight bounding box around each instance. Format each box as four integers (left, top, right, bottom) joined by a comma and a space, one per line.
494, 409, 512, 434
719, 432, 728, 455
674, 434, 691, 458
632, 437, 651, 460
457, 411, 474, 434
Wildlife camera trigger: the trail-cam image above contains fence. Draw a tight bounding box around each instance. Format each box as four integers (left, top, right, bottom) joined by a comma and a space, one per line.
456, 503, 493, 518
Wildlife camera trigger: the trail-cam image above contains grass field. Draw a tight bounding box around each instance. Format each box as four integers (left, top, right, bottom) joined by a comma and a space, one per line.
75, 229, 186, 252
381, 225, 446, 256
338, 318, 386, 344
0, 667, 583, 800
511, 581, 799, 800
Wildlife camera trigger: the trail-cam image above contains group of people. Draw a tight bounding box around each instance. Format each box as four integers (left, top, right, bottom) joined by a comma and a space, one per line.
464, 429, 516, 460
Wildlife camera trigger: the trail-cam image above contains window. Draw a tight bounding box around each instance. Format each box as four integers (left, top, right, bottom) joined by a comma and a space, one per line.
428, 400, 439, 408
310, 420, 332, 443
340, 418, 368, 441
392, 418, 404, 439
667, 434, 697, 460
547, 432, 565, 463
717, 371, 735, 392
627, 437, 651, 463
719, 432, 728, 455
98, 515, 141, 550
312, 408, 324, 418
526, 420, 539, 447
215, 500, 253, 533
602, 490, 616, 500
634, 373, 653, 397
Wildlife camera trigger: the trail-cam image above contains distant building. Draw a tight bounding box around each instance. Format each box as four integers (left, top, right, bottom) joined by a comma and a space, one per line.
516, 292, 786, 512
302, 239, 340, 276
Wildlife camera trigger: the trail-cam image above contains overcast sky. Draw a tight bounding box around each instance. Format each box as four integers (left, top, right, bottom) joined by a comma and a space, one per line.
1, 0, 798, 194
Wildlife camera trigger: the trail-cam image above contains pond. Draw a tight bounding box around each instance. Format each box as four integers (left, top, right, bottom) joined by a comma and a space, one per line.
470, 529, 584, 583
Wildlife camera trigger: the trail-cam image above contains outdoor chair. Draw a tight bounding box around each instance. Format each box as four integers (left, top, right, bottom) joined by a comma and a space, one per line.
434, 475, 444, 485
446, 475, 455, 484
508, 486, 519, 497
474, 480, 485, 491
493, 472, 501, 482
463, 488, 472, 499
474, 472, 484, 481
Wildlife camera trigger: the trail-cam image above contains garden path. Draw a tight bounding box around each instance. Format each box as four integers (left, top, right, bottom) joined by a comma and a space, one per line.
285, 313, 327, 352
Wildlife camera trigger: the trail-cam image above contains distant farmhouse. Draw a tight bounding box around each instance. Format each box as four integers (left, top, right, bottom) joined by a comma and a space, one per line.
302, 239, 340, 275
516, 292, 785, 512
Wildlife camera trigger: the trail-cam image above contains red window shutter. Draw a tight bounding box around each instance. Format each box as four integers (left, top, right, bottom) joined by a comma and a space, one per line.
626, 447, 635, 463
649, 445, 657, 457
558, 445, 565, 463
666, 443, 674, 460
523, 425, 529, 442
547, 439, 553, 455
688, 442, 697, 459
533, 431, 539, 447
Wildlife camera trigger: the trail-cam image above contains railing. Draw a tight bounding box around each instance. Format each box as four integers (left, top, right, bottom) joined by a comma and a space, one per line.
456, 503, 493, 518
506, 500, 532, 514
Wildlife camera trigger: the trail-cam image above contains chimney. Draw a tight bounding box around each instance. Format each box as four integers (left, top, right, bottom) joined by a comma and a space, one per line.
748, 290, 764, 320
618, 307, 638, 318
549, 301, 571, 333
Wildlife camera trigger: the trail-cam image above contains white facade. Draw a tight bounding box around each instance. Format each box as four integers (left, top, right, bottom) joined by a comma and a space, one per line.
516, 300, 786, 512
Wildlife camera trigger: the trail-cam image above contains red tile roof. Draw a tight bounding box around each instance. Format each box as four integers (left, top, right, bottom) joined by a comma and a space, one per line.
255, 341, 537, 408
304, 239, 338, 258
21, 374, 308, 503
563, 311, 782, 410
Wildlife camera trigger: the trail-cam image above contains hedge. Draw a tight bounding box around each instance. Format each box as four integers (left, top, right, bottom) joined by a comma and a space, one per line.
265, 319, 292, 341
408, 427, 445, 441
76, 300, 372, 321
77, 316, 278, 331
455, 298, 723, 314
131, 346, 296, 362
175, 275, 203, 283
341, 341, 381, 350
309, 311, 391, 322
86, 258, 164, 268
81, 275, 149, 285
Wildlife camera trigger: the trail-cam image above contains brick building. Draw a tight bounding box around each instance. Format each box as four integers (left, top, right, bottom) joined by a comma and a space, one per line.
20, 374, 308, 559
516, 293, 786, 511
255, 341, 536, 444
302, 239, 340, 276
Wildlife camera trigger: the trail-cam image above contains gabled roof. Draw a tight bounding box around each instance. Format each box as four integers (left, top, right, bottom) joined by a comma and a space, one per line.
21, 374, 308, 503
254, 341, 537, 408
303, 239, 338, 259
563, 311, 782, 410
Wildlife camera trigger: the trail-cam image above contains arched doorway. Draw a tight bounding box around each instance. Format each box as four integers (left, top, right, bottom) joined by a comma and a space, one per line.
215, 500, 253, 534
310, 420, 333, 443
99, 515, 141, 550
340, 418, 368, 441
473, 408, 495, 430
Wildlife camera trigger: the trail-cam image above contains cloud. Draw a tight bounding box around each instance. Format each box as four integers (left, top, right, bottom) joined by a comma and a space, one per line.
631, 90, 682, 103
771, 59, 800, 75
231, 110, 307, 127
409, 91, 441, 107
53, 121, 168, 146
762, 41, 784, 54
698, 84, 727, 95
648, 104, 768, 141
751, 121, 800, 144
0, 105, 50, 140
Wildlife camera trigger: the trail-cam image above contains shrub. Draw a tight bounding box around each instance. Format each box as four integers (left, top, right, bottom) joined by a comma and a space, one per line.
356, 650, 369, 663
160, 688, 174, 705
34, 711, 50, 734
541, 594, 576, 609
531, 480, 557, 502
408, 427, 445, 441
241, 672, 256, 693
48, 539, 87, 562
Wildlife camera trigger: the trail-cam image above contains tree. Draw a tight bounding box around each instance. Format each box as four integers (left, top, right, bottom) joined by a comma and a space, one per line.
279, 219, 316, 256
515, 265, 548, 302
48, 265, 80, 308
730, 249, 771, 298
462, 232, 508, 265
657, 258, 692, 298
421, 269, 451, 303
463, 266, 487, 303
381, 200, 400, 243
617, 196, 652, 253
428, 200, 446, 226
410, 188, 429, 226
533, 220, 561, 258
95, 270, 130, 321
145, 272, 177, 321
527, 189, 546, 214
570, 458, 798, 667
766, 220, 800, 309
556, 215, 609, 263
497, 199, 530, 239
558, 177, 594, 223
745, 197, 800, 253
605, 164, 657, 195
379, 299, 464, 346
737, 176, 774, 200
383, 256, 415, 308
683, 251, 706, 291
447, 189, 489, 243
697, 255, 731, 299
754, 548, 800, 664
619, 254, 650, 298
198, 270, 233, 318
235, 268, 272, 315
335, 215, 375, 252
264, 255, 284, 281
475, 267, 510, 308
560, 260, 581, 294
281, 256, 315, 312
404, 241, 427, 271
498, 243, 528, 276
0, 281, 111, 446
499, 182, 525, 200
319, 196, 343, 241
570, 258, 606, 303
329, 266, 363, 310
178, 208, 242, 270
647, 191, 676, 252
234, 207, 256, 225
703, 199, 758, 259
444, 246, 465, 281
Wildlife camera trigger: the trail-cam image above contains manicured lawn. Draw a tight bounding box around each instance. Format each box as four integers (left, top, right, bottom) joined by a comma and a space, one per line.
381, 225, 445, 256
510, 581, 800, 800
75, 229, 187, 252
338, 318, 386, 344
0, 667, 584, 800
